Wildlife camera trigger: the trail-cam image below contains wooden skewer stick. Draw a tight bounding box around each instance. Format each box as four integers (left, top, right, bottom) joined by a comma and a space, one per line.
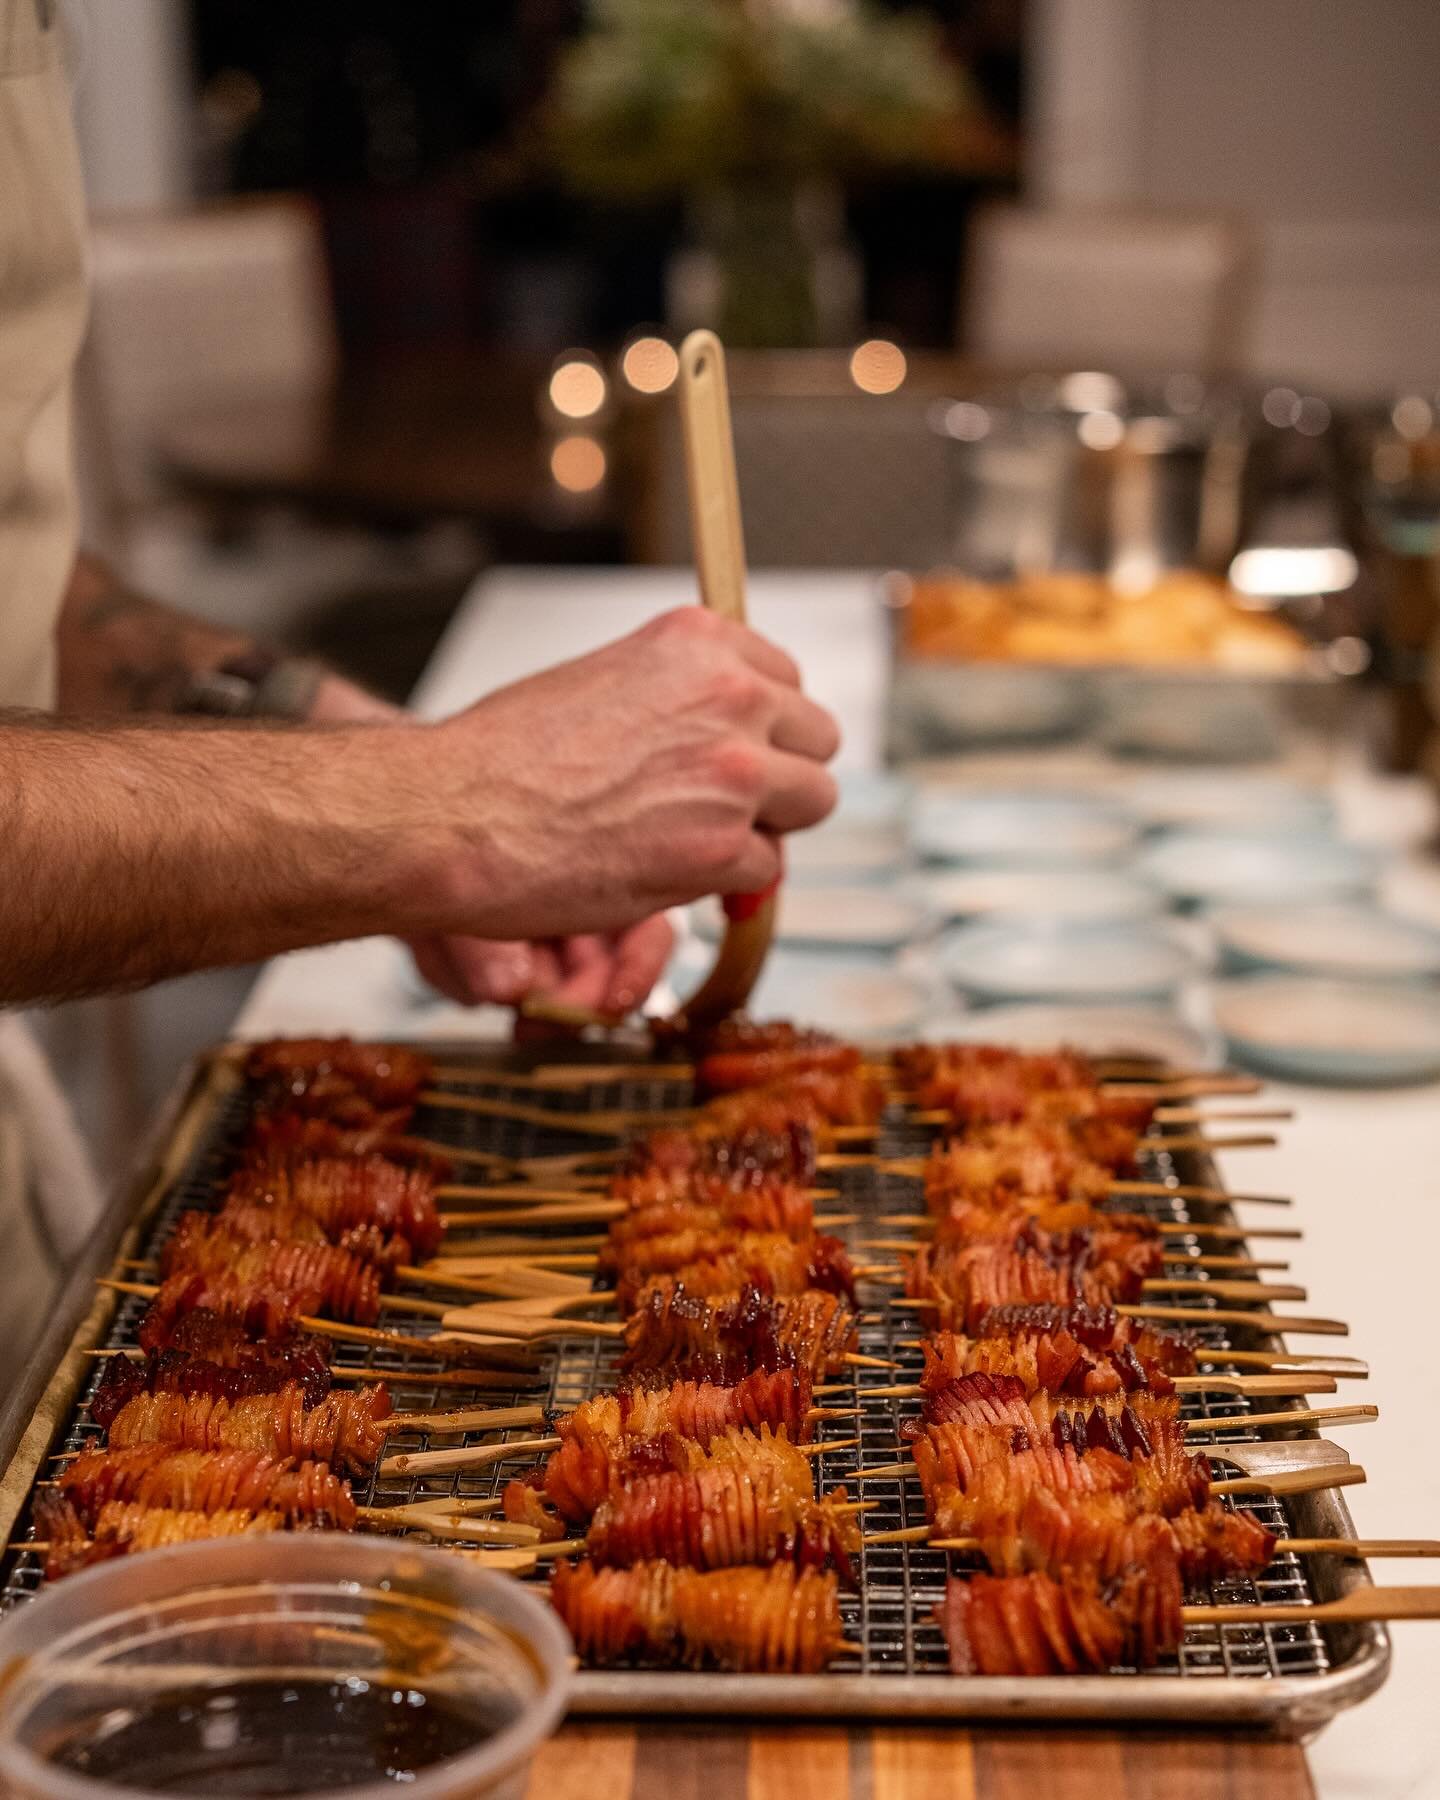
1120, 1304, 1347, 1336
92, 1277, 544, 1370
1184, 1586, 1440, 1626
894, 1278, 1310, 1308
881, 1533, 1437, 1561
1136, 1133, 1277, 1153
379, 1432, 860, 1482
1180, 1403, 1377, 1436
860, 1240, 1287, 1274
858, 1373, 1340, 1401
861, 1464, 1367, 1506
1151, 1107, 1292, 1125
1196, 1351, 1368, 1376
1110, 1181, 1292, 1207
382, 1403, 546, 1435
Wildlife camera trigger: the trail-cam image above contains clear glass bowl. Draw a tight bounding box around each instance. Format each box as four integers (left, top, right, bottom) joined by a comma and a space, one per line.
0, 1537, 572, 1800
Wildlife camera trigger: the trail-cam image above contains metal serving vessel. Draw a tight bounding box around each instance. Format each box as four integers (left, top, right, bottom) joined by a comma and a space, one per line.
0, 1044, 1391, 1738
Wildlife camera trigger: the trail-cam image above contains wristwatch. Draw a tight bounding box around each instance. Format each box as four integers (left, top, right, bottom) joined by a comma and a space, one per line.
181, 649, 326, 722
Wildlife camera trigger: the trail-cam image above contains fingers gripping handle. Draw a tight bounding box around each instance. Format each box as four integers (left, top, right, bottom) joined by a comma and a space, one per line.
675, 330, 775, 1027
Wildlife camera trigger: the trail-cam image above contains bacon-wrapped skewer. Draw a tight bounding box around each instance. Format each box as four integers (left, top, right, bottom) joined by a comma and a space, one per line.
700, 1069, 887, 1141
622, 1283, 860, 1383
105, 1379, 391, 1475
629, 1121, 818, 1192
935, 1558, 1184, 1674
974, 1485, 1276, 1587
504, 1414, 818, 1533
605, 1180, 820, 1245
230, 1154, 443, 1259
163, 1206, 411, 1280
245, 1037, 432, 1129
608, 1230, 857, 1311
923, 1127, 1118, 1212
140, 1240, 384, 1343
689, 1021, 862, 1097
245, 1110, 450, 1176
35, 1492, 284, 1580
56, 1444, 356, 1528
585, 1457, 859, 1579
904, 1240, 1147, 1333
90, 1334, 332, 1429
918, 1319, 1188, 1401
550, 1559, 845, 1673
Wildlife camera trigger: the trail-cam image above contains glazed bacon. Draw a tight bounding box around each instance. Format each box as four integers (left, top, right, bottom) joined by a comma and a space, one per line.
701, 1069, 887, 1139
139, 1274, 306, 1350
692, 1021, 861, 1097
631, 1121, 818, 1191
162, 1207, 410, 1282
144, 1240, 383, 1332
245, 1110, 451, 1177
57, 1445, 356, 1528
605, 1181, 820, 1245
981, 1487, 1276, 1587
586, 1460, 859, 1579
609, 1230, 857, 1311
230, 1154, 443, 1259
935, 1561, 1183, 1675
517, 1423, 858, 1578
35, 1493, 284, 1580
919, 1324, 1169, 1401
105, 1380, 391, 1475
622, 1283, 859, 1383
924, 1127, 1116, 1211
245, 1037, 431, 1126
969, 1305, 1198, 1369
904, 1242, 1126, 1334
506, 1417, 820, 1533
90, 1337, 331, 1429
550, 1559, 845, 1673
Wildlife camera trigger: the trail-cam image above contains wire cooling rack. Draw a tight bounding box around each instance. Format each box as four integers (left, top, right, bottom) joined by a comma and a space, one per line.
0, 1049, 1390, 1727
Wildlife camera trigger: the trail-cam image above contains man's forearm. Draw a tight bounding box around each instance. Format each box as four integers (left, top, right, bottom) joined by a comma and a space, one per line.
0, 714, 442, 1004
56, 553, 260, 716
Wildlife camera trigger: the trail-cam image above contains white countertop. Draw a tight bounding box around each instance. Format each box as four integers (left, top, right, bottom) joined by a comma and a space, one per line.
238, 568, 1440, 1796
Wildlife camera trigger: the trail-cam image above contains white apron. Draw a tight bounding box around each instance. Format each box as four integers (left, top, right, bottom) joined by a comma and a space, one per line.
0, 0, 103, 1387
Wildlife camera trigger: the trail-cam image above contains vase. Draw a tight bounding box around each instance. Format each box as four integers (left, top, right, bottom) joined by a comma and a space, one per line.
665, 179, 862, 349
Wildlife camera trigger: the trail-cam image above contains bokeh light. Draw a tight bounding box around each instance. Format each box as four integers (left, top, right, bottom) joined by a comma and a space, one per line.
549, 356, 608, 420
849, 338, 907, 395
621, 336, 679, 394
550, 434, 607, 493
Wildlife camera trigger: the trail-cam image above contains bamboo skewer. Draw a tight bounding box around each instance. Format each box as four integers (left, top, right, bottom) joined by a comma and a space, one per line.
874, 1534, 1437, 1562
1179, 1403, 1377, 1436
861, 1244, 1288, 1274
860, 1460, 1367, 1497
894, 1278, 1311, 1308
859, 1373, 1341, 1400
879, 1216, 1300, 1241
1184, 1587, 1440, 1626
1150, 1107, 1292, 1125
378, 1432, 861, 1482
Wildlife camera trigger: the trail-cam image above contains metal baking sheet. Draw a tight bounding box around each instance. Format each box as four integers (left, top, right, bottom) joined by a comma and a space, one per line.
0, 1044, 1390, 1737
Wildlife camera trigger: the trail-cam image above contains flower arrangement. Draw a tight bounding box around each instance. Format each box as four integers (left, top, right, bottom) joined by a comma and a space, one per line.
548, 0, 972, 198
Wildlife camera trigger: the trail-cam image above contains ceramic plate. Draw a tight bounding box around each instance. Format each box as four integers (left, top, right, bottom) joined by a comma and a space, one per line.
1122, 773, 1333, 835
1213, 903, 1440, 981
914, 1003, 1222, 1070
1136, 831, 1376, 908
693, 884, 930, 952
910, 793, 1138, 866
940, 921, 1200, 1005
913, 865, 1162, 926
1212, 976, 1440, 1084
785, 820, 907, 882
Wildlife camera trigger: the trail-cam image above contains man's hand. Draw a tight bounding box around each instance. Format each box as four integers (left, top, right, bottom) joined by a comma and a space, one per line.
427, 607, 840, 938
311, 672, 681, 1015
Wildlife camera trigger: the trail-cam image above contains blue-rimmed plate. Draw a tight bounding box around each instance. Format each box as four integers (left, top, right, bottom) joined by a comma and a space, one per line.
912, 865, 1162, 926
1213, 902, 1440, 981
692, 884, 930, 952
910, 792, 1138, 866
1122, 772, 1334, 835
915, 1002, 1223, 1070
1212, 976, 1440, 1085
940, 921, 1201, 1005
1137, 830, 1376, 909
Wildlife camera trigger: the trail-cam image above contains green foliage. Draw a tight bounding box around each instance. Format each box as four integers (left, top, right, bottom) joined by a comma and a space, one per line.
549, 0, 971, 196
